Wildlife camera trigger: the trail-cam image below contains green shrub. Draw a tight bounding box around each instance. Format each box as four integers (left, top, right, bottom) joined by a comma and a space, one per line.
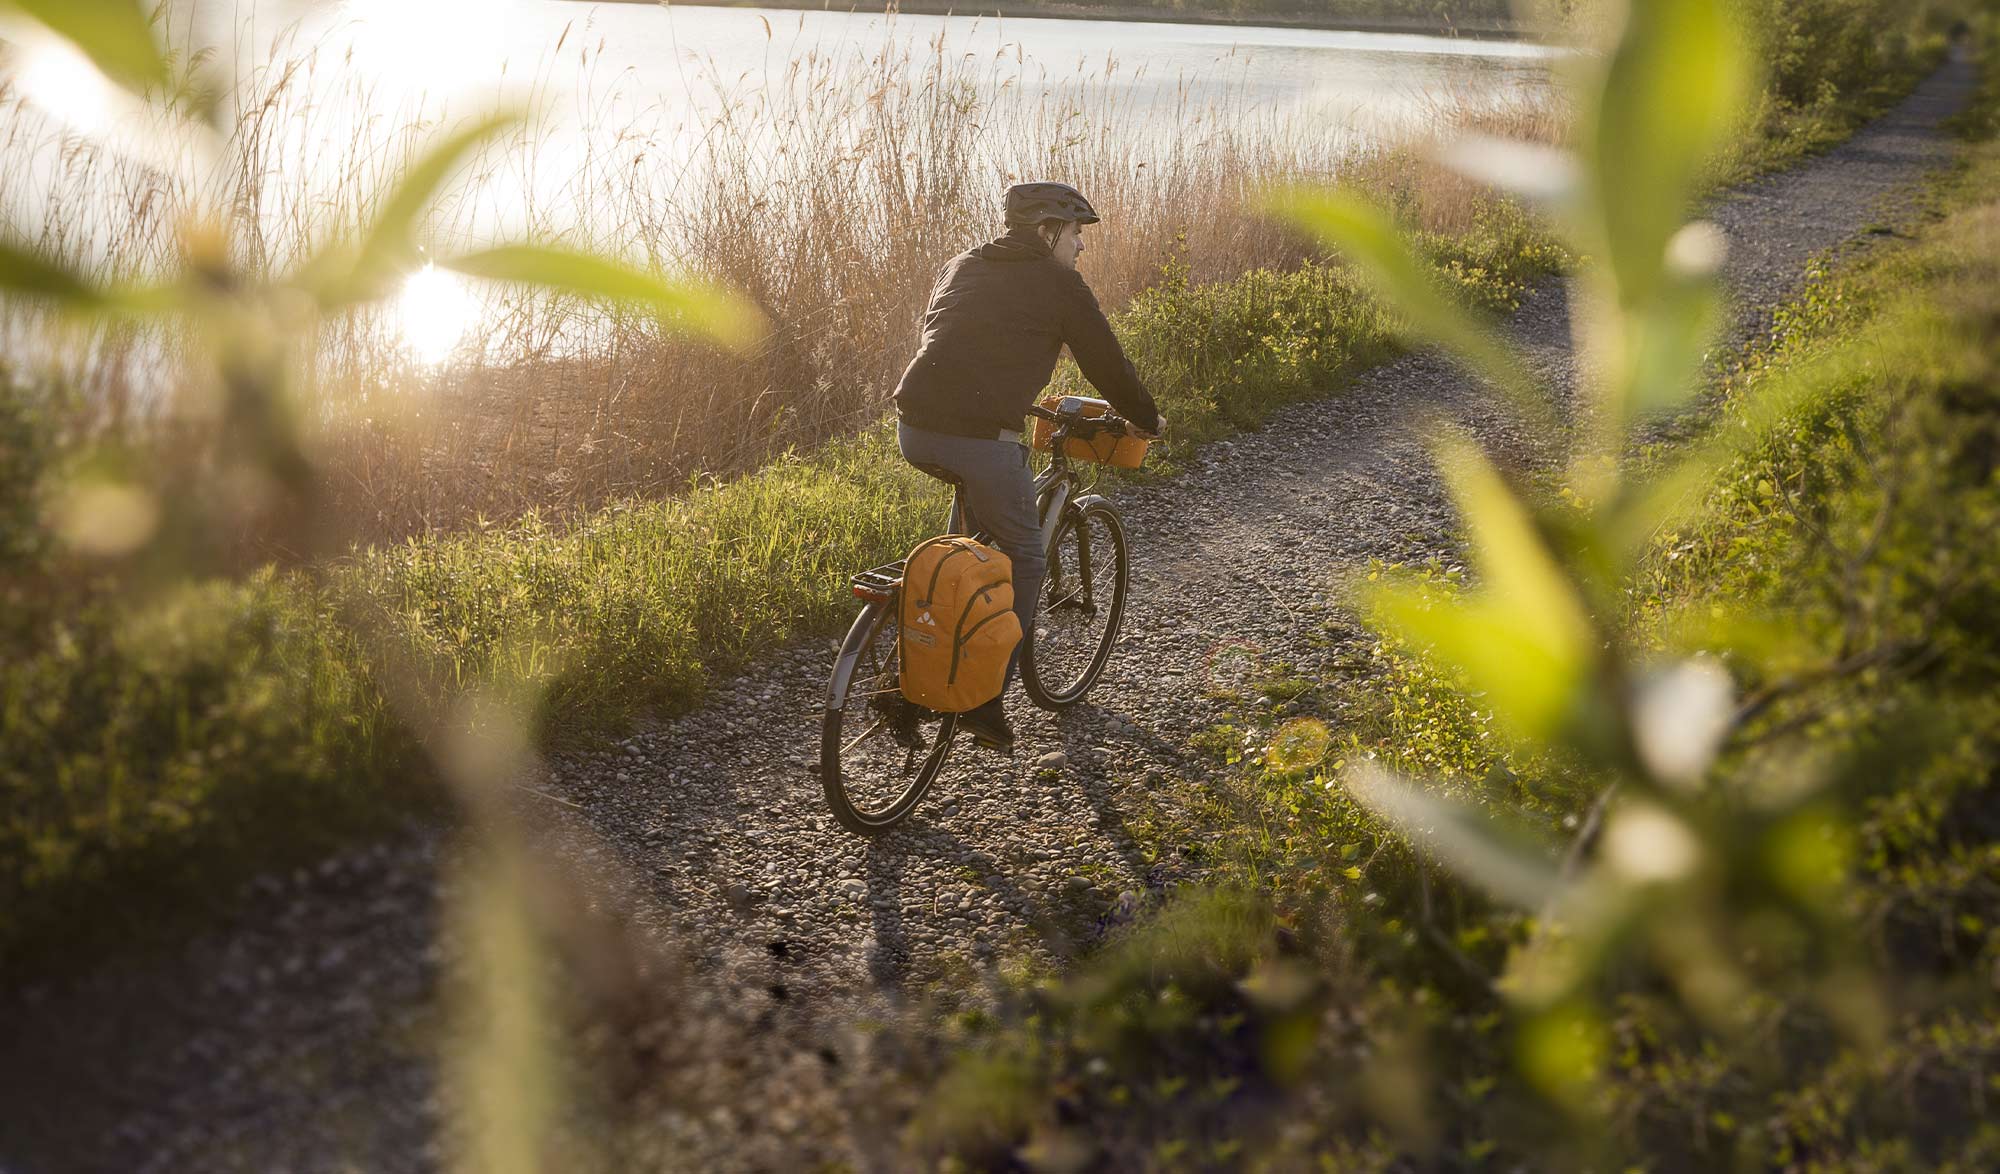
0, 569, 418, 969
1723, 0, 1957, 179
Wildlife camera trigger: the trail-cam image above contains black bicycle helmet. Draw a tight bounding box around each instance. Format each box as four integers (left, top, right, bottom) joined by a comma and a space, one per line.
1004, 181, 1101, 227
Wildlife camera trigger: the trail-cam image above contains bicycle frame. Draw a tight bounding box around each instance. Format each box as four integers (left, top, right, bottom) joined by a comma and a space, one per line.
830, 410, 1120, 712
946, 455, 1077, 554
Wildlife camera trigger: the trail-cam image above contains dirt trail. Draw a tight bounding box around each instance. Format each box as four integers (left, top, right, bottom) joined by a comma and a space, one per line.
0, 50, 1976, 1174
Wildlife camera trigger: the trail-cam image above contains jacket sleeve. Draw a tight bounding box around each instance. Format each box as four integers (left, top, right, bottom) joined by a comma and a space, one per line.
1057, 270, 1161, 433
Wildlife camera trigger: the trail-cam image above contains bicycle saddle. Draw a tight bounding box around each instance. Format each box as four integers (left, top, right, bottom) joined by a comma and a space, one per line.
911, 462, 964, 487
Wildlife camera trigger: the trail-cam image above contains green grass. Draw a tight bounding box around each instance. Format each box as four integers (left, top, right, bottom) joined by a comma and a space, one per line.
331, 435, 951, 725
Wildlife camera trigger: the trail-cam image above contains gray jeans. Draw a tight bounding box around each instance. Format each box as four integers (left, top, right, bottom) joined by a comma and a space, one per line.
897, 421, 1047, 690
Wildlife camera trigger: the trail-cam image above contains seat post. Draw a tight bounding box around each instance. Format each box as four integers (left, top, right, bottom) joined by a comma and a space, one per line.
910, 461, 968, 535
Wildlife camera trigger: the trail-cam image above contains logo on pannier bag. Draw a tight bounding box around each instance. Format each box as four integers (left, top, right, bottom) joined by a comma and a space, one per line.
903, 628, 936, 647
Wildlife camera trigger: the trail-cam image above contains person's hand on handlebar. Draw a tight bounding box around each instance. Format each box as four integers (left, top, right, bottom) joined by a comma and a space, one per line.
1132, 412, 1167, 441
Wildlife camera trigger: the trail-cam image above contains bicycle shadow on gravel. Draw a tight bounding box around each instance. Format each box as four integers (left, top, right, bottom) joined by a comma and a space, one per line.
862, 839, 913, 989
1041, 757, 1164, 889
1046, 702, 1192, 770
861, 828, 1091, 992
1049, 703, 1197, 863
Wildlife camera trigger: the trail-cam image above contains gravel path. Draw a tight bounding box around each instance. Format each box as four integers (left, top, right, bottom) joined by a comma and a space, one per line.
0, 50, 1975, 1174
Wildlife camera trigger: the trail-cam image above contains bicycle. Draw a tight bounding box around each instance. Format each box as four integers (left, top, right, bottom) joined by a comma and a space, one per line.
820, 399, 1139, 835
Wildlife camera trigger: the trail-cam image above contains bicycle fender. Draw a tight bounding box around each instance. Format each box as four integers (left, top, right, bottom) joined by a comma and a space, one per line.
826, 601, 886, 712
1070, 493, 1115, 516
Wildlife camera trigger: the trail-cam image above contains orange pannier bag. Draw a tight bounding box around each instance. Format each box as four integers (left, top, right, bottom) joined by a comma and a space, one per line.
1029, 395, 1150, 469
899, 535, 1022, 713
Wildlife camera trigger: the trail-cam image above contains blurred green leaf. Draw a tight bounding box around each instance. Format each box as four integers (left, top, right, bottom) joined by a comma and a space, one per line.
444, 245, 768, 351
1265, 188, 1553, 434
1438, 434, 1590, 652
1624, 273, 1726, 420
1374, 587, 1584, 743
1371, 436, 1594, 740
1763, 802, 1853, 908
297, 111, 521, 309
1506, 879, 1645, 1008
0, 238, 105, 307
1653, 605, 1815, 673
1, 0, 171, 96
0, 237, 190, 321
1346, 764, 1561, 907
1646, 913, 1757, 1033
1585, 0, 1755, 307
1515, 1001, 1608, 1111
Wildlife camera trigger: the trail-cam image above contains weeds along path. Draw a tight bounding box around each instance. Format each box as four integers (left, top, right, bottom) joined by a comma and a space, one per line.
0, 50, 1977, 1174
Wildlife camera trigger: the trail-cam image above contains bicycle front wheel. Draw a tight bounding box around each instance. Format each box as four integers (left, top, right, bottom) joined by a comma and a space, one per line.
1022, 498, 1129, 709
821, 596, 957, 835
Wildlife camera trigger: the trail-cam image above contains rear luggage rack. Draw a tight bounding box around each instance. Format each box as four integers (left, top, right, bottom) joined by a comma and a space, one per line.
850, 560, 906, 602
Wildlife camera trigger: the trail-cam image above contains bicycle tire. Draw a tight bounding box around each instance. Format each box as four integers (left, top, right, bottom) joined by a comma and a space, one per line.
821, 595, 958, 835
1021, 497, 1129, 709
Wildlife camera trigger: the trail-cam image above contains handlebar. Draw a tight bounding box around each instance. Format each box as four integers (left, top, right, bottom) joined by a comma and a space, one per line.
1029, 402, 1137, 437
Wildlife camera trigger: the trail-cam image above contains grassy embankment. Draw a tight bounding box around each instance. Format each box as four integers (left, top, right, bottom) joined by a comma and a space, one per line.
0, 2, 1948, 967
885, 19, 2000, 1171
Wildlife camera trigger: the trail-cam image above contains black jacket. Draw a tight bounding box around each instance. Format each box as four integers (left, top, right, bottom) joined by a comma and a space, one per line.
893, 229, 1161, 438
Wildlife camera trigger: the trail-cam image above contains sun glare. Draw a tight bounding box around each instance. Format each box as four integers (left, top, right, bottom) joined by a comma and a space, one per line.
340, 0, 508, 92
396, 264, 479, 365
13, 33, 120, 139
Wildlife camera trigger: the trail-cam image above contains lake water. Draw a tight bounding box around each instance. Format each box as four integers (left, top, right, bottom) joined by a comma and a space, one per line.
169, 1, 1557, 122
150, 1, 1558, 215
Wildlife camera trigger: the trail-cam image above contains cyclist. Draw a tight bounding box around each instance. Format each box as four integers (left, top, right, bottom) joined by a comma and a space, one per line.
893, 180, 1166, 754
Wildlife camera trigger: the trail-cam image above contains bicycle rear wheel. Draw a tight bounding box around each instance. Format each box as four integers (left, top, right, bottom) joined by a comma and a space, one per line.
1021, 498, 1129, 708
822, 596, 957, 835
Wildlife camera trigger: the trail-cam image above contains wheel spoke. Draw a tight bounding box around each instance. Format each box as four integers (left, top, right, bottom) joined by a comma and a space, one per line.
1021, 504, 1127, 709
841, 717, 890, 755
823, 597, 958, 834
